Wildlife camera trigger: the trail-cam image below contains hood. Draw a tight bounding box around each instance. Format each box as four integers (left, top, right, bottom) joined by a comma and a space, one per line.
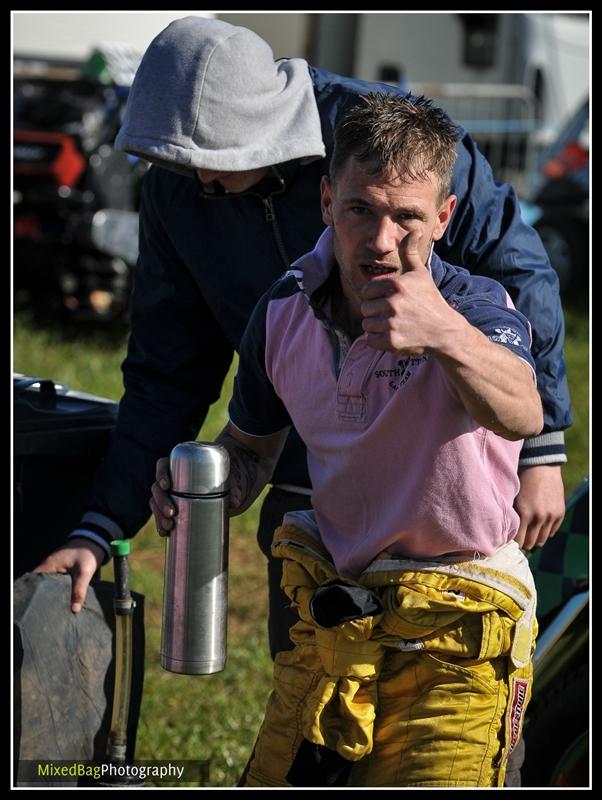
114, 16, 326, 175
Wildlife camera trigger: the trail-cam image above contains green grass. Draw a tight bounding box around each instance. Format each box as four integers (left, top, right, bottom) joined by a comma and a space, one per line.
13, 302, 589, 785
562, 307, 590, 493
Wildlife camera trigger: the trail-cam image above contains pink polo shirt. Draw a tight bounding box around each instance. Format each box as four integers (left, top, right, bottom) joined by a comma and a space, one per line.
230, 228, 534, 577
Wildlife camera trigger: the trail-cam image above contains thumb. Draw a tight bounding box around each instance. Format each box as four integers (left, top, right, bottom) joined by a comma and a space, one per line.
513, 512, 528, 550
71, 570, 91, 614
157, 456, 171, 491
400, 230, 427, 273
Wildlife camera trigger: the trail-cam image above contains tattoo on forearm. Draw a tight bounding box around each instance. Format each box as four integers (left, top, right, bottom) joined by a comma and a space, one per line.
230, 444, 260, 508
216, 431, 263, 513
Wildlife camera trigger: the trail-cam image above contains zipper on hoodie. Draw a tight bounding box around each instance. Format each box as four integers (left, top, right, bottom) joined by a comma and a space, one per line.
197, 166, 290, 268
262, 196, 290, 270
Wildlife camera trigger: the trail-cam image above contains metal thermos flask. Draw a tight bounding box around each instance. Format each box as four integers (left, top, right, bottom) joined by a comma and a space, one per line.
160, 441, 230, 674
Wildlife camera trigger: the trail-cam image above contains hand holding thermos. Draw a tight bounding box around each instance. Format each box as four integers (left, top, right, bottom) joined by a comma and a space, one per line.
159, 442, 230, 675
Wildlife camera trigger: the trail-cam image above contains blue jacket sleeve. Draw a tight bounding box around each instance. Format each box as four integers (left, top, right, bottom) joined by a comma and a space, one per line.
437, 131, 572, 463
73, 167, 234, 550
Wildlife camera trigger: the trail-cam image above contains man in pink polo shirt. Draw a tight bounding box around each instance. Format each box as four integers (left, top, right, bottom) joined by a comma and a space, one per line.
152, 93, 543, 786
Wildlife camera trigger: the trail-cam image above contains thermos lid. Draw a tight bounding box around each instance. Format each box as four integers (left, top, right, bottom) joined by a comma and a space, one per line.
110, 539, 131, 556
170, 441, 230, 495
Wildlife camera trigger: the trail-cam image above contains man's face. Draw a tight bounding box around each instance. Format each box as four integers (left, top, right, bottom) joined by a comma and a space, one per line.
320, 158, 456, 320
195, 167, 270, 193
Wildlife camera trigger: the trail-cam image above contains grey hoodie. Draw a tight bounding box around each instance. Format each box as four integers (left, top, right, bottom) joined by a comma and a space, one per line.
115, 16, 326, 173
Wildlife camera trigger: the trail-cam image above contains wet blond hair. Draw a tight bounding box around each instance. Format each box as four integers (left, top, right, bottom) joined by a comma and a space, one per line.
330, 92, 461, 204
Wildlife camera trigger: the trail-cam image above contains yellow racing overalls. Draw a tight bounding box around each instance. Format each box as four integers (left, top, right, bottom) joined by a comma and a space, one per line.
244, 522, 537, 788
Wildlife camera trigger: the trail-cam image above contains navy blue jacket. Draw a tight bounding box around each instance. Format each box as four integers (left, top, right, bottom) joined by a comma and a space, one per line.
76, 67, 571, 553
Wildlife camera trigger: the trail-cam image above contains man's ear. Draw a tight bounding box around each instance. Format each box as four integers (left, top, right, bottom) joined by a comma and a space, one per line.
320, 175, 334, 226
432, 194, 457, 241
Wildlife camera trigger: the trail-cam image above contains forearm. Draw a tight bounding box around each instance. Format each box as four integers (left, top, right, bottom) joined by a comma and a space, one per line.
435, 315, 543, 440
215, 424, 288, 516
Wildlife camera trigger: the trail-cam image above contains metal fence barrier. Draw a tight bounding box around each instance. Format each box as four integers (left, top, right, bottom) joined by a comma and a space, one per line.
411, 83, 539, 198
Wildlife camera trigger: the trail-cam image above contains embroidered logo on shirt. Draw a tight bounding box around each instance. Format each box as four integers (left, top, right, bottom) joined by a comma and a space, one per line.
374, 356, 427, 391
490, 328, 522, 346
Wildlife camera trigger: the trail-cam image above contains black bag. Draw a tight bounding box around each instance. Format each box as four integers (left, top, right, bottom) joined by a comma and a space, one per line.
13, 375, 118, 576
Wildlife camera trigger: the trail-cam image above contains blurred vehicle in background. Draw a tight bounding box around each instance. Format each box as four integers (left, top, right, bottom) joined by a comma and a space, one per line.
520, 99, 589, 299
13, 46, 148, 322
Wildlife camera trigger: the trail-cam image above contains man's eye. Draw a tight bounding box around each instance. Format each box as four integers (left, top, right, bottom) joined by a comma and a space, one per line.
351, 206, 370, 215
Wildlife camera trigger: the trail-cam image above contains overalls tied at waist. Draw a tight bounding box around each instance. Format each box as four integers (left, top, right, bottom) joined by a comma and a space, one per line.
271, 522, 537, 764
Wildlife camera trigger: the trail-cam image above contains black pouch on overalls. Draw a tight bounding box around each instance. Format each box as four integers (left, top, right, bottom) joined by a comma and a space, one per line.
286, 580, 383, 786
309, 579, 383, 628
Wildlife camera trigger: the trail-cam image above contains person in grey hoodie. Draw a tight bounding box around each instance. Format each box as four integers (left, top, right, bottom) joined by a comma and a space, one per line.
35, 16, 569, 681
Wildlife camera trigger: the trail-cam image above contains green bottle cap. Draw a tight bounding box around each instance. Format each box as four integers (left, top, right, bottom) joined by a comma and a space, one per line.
110, 539, 131, 557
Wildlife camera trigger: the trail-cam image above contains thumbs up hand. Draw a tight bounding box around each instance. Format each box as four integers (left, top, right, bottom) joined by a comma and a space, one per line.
360, 231, 459, 355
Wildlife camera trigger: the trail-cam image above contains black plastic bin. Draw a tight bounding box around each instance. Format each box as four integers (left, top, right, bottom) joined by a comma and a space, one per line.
13, 375, 118, 576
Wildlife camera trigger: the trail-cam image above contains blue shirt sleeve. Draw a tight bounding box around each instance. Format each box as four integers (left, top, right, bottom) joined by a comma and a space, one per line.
228, 290, 293, 436
460, 297, 535, 373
